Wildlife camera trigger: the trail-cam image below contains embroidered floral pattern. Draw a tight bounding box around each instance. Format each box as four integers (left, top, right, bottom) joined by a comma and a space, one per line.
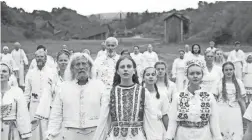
199, 92, 211, 122
109, 84, 145, 138
177, 92, 190, 120
1, 103, 12, 118
177, 91, 211, 127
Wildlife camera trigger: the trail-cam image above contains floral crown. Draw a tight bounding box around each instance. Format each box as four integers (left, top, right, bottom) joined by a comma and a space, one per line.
185, 59, 206, 74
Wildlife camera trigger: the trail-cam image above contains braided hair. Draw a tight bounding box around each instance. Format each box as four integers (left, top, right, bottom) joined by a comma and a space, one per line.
142, 67, 160, 99
221, 62, 241, 101
154, 61, 169, 88
112, 56, 139, 87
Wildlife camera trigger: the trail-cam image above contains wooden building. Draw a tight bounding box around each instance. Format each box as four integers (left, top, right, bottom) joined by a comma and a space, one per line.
79, 24, 109, 40
163, 13, 190, 43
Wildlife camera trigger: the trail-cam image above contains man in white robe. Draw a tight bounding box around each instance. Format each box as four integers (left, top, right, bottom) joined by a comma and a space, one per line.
94, 37, 120, 90
45, 53, 105, 140
227, 41, 246, 80
24, 49, 57, 140
172, 50, 186, 92
1, 46, 18, 75
29, 45, 57, 71
206, 41, 217, 52
11, 42, 28, 88
130, 45, 144, 82
96, 41, 107, 59
184, 44, 192, 59
142, 44, 159, 69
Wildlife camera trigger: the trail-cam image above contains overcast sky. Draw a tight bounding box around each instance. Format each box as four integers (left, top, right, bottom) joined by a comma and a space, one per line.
5, 0, 217, 15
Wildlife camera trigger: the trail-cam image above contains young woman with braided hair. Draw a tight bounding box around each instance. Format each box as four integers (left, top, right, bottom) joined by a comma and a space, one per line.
154, 61, 177, 103
165, 59, 222, 140
213, 61, 246, 140
141, 67, 169, 140
93, 56, 160, 140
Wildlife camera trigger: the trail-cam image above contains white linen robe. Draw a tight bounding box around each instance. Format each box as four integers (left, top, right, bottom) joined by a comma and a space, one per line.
142, 51, 159, 69
24, 65, 57, 140
11, 49, 28, 86
172, 58, 186, 92
1, 86, 32, 140
227, 50, 245, 80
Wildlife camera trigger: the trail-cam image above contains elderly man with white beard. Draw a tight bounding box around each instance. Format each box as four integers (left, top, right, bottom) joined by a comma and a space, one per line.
45, 53, 105, 140
24, 48, 57, 140
94, 37, 120, 90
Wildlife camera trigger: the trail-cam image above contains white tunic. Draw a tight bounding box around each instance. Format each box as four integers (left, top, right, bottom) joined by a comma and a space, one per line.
24, 65, 57, 140
29, 55, 57, 70
96, 50, 107, 59
46, 79, 105, 138
185, 54, 205, 62
227, 50, 246, 80
1, 53, 18, 71
201, 65, 223, 92
94, 54, 120, 89
144, 90, 170, 140
142, 51, 159, 68
184, 51, 193, 60
157, 81, 177, 103
11, 49, 28, 86
8, 74, 18, 87
130, 52, 144, 81
172, 58, 186, 92
1, 86, 32, 140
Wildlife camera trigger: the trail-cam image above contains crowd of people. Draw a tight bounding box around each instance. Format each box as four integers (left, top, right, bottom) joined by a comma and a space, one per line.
1, 37, 252, 140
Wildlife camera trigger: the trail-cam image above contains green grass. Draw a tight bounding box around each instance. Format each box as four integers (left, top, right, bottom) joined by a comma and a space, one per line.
2, 38, 252, 72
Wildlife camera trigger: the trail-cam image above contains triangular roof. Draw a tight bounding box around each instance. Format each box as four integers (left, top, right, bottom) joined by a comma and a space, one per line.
163, 12, 190, 22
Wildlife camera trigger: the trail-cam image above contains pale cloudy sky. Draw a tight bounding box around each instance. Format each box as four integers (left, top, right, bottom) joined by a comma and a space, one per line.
5, 0, 216, 15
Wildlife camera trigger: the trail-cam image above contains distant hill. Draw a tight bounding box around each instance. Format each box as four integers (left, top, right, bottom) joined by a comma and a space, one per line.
1, 1, 109, 42
134, 1, 252, 44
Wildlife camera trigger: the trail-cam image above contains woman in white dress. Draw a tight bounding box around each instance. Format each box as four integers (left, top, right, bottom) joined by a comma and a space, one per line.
142, 67, 169, 140
130, 46, 144, 83
185, 44, 204, 62
172, 50, 186, 92
201, 50, 223, 92
1, 62, 32, 140
155, 61, 177, 103
243, 54, 252, 105
213, 61, 246, 140
214, 49, 225, 67
165, 59, 222, 140
93, 56, 159, 140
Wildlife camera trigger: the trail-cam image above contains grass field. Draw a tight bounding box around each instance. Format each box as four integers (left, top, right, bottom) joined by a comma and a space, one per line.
2, 38, 252, 70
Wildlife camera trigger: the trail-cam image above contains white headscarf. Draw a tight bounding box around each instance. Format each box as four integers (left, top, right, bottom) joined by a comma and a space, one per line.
64, 52, 96, 81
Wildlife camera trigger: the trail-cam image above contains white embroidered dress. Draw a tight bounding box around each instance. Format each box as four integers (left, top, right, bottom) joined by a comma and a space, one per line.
1, 87, 32, 140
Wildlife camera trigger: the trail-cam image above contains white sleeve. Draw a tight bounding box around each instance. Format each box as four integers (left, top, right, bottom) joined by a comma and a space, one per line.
46, 85, 63, 137
22, 50, 28, 65
209, 94, 222, 140
165, 94, 179, 139
24, 71, 32, 103
172, 59, 177, 78
15, 88, 32, 138
29, 59, 36, 70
